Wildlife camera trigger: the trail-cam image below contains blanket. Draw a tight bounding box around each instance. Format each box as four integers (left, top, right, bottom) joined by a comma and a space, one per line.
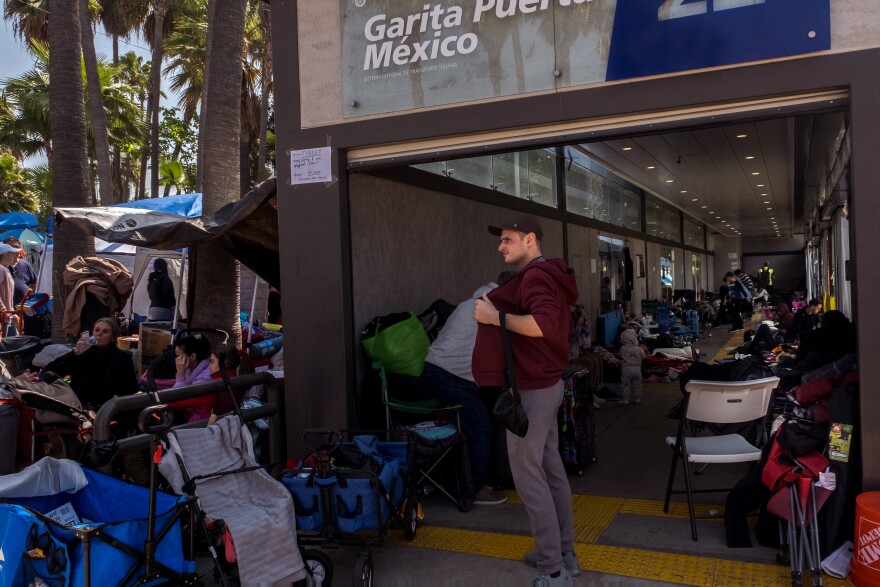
159, 416, 305, 586
61, 256, 133, 336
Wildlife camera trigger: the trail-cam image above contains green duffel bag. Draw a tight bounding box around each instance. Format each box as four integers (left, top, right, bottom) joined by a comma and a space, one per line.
361, 311, 430, 377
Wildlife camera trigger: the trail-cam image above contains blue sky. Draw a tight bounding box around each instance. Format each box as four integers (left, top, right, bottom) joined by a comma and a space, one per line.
1, 20, 152, 84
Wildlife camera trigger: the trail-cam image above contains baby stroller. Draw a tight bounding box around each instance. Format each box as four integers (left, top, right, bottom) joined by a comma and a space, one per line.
282, 428, 416, 586
148, 357, 311, 586
0, 457, 197, 587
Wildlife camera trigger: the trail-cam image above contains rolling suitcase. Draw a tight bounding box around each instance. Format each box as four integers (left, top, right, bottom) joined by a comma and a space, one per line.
558, 366, 596, 476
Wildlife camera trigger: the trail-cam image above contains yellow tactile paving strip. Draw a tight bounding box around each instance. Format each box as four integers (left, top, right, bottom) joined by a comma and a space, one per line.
507, 491, 724, 521
709, 316, 764, 363
389, 526, 850, 587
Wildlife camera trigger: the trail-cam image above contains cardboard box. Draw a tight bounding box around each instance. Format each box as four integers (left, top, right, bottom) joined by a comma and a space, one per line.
137, 323, 173, 374
117, 336, 139, 352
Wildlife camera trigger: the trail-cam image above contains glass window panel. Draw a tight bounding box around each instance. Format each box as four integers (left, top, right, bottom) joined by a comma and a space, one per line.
526, 150, 557, 206
564, 150, 641, 230
598, 236, 626, 314
660, 247, 674, 303
413, 162, 446, 176
446, 156, 493, 189
684, 218, 705, 248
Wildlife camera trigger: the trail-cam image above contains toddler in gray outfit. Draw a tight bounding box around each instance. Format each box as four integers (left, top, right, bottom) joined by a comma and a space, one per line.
619, 328, 645, 405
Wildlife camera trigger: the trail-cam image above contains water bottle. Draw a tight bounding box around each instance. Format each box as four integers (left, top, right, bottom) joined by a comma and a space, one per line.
3, 317, 18, 338
88, 336, 97, 345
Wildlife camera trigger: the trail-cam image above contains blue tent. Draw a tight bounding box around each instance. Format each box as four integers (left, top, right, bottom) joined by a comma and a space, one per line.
47, 193, 202, 234
113, 193, 202, 218
0, 211, 39, 230
0, 228, 45, 246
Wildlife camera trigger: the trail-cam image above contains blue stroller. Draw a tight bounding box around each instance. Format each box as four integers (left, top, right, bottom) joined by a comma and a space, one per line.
0, 457, 196, 587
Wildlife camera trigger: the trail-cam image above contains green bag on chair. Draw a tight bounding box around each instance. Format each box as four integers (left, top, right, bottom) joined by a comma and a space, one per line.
361, 311, 430, 377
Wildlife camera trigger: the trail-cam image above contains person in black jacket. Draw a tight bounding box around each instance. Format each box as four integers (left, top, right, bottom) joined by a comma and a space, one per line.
41, 317, 139, 408
147, 258, 176, 321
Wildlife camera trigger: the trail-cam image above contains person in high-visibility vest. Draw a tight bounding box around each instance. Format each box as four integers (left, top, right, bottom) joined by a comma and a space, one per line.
760, 262, 775, 293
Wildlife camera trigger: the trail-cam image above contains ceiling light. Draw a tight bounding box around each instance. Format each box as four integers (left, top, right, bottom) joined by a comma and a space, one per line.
751, 172, 760, 176
647, 165, 655, 170
666, 179, 674, 183
767, 207, 772, 210
763, 201, 770, 204
680, 190, 688, 193
736, 134, 748, 138
757, 184, 764, 187
623, 147, 633, 151
745, 156, 755, 160
691, 198, 698, 202
761, 193, 768, 196
701, 205, 707, 209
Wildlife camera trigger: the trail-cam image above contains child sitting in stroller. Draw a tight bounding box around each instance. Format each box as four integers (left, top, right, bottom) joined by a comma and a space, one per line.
169, 336, 242, 423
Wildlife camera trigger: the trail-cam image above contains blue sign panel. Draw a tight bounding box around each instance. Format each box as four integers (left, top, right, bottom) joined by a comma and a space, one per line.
606, 0, 830, 81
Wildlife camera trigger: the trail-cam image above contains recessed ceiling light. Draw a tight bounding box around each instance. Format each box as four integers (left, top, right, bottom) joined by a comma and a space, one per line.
681, 190, 688, 193
745, 156, 755, 160
757, 184, 764, 187
736, 134, 748, 138
767, 207, 772, 210
763, 201, 770, 204
647, 165, 656, 170
623, 146, 633, 151
701, 205, 707, 209
691, 198, 698, 202
761, 193, 768, 196
751, 172, 760, 176
666, 179, 674, 183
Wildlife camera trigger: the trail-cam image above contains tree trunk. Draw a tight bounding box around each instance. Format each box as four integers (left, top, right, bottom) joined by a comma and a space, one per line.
112, 34, 123, 202
189, 0, 246, 346
49, 0, 96, 342
195, 0, 217, 193
80, 0, 114, 205
149, 0, 168, 199
256, 0, 271, 182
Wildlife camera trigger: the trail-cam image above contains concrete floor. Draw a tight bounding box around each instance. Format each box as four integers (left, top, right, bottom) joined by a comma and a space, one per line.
202, 325, 837, 586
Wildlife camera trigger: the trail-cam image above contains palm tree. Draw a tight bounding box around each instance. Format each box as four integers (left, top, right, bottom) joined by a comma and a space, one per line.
80, 0, 114, 204
48, 0, 96, 341
189, 0, 246, 344
99, 0, 149, 200
144, 0, 174, 198
0, 51, 51, 160
0, 148, 37, 213
3, 0, 48, 45
24, 163, 52, 225
255, 0, 271, 182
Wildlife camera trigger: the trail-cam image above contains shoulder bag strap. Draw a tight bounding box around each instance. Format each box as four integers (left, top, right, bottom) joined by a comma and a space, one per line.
499, 311, 518, 393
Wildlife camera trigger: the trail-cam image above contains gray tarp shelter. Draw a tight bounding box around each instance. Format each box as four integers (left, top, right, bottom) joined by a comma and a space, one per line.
54, 179, 280, 290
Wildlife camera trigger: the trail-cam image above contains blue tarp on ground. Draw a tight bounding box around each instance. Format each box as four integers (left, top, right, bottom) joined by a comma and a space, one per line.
0, 212, 39, 231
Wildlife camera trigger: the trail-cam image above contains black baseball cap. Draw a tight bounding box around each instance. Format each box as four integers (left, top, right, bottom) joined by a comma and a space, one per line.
488, 214, 543, 240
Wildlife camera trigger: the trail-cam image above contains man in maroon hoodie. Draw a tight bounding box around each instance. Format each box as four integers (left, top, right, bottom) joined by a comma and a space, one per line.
473, 214, 581, 586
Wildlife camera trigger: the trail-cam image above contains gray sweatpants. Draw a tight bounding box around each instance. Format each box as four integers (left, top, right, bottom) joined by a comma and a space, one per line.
507, 380, 574, 575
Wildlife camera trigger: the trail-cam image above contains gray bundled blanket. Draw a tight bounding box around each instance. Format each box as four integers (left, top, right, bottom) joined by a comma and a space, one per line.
158, 416, 304, 586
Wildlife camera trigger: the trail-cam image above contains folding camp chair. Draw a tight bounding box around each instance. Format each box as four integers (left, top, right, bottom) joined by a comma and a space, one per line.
664, 376, 779, 540
374, 362, 474, 511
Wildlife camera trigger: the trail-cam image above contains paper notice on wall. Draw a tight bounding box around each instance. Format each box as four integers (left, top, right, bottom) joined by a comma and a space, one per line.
291, 147, 332, 184
590, 259, 597, 274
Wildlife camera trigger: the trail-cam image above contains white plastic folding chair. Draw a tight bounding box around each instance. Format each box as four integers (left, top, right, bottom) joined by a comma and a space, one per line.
663, 376, 779, 540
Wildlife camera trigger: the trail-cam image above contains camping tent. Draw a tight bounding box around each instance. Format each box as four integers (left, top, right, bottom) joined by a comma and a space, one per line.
49, 189, 271, 322
0, 228, 44, 247
0, 212, 38, 231
55, 179, 279, 289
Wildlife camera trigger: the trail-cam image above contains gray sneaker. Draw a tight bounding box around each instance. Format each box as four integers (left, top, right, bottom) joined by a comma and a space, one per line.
473, 485, 508, 505
524, 551, 581, 577
532, 568, 573, 586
